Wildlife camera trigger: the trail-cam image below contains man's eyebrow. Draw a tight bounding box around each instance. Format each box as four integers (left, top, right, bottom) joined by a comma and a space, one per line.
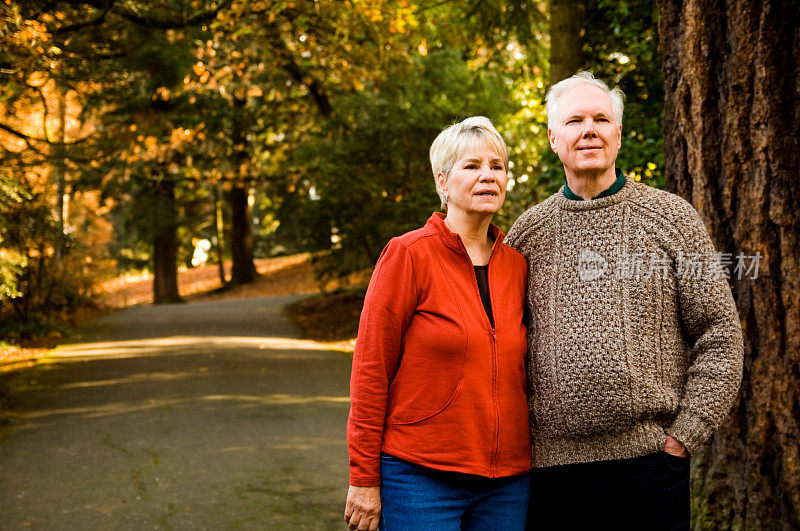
563, 111, 612, 121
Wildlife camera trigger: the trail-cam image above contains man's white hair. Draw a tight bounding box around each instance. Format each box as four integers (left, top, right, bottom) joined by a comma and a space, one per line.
429, 116, 509, 210
545, 71, 625, 130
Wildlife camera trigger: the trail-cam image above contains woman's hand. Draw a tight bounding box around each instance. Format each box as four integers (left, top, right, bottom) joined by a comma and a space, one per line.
344, 485, 381, 531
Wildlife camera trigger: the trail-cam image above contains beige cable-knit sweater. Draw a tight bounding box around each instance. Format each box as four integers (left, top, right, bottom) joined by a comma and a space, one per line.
506, 177, 744, 468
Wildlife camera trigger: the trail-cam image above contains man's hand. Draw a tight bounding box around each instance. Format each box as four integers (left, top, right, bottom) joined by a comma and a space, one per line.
344, 485, 381, 531
663, 434, 689, 457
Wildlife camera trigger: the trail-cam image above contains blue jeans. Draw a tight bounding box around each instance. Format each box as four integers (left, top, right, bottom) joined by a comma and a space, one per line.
379, 454, 530, 530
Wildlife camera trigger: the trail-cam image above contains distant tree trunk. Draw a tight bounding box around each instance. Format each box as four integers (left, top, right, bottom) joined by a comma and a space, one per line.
227, 94, 257, 285
549, 0, 585, 85
152, 178, 181, 304
213, 182, 227, 285
53, 86, 67, 262
658, 0, 800, 528
228, 184, 256, 284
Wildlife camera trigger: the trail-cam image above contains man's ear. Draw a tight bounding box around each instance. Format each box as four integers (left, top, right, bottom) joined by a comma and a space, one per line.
547, 129, 558, 153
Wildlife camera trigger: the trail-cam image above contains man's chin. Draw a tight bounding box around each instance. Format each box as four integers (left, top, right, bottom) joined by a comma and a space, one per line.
573, 162, 612, 174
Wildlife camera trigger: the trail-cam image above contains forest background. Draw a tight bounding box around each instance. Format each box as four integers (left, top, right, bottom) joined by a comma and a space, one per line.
1, 0, 797, 528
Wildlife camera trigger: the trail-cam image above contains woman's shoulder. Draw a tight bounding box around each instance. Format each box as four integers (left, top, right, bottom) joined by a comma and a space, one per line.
387, 224, 437, 250
498, 240, 529, 269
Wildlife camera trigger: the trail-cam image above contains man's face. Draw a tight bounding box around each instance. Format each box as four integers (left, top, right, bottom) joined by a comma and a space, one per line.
548, 84, 622, 181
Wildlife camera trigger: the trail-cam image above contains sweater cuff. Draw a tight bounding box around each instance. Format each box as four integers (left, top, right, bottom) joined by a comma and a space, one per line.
348, 473, 380, 487
665, 415, 711, 456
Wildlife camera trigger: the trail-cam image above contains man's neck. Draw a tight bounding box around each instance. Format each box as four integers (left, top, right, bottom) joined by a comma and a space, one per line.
565, 169, 618, 200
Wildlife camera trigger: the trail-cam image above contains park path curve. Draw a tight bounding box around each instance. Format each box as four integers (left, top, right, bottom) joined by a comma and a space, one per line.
0, 295, 352, 530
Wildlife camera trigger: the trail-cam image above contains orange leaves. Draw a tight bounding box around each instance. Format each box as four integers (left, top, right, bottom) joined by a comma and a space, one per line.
351, 0, 418, 33
154, 87, 172, 101
144, 136, 159, 150
13, 19, 50, 48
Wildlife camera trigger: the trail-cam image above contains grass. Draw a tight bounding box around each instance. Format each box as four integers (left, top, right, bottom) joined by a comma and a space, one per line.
283, 288, 366, 344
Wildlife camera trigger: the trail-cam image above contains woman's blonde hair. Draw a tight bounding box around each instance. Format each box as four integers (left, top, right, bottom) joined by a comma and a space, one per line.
429, 116, 509, 210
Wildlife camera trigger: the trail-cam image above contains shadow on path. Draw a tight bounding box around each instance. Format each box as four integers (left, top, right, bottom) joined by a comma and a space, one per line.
1, 295, 351, 530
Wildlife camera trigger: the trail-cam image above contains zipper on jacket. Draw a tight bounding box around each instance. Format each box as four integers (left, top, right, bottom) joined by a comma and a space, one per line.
457, 233, 502, 474
491, 328, 499, 475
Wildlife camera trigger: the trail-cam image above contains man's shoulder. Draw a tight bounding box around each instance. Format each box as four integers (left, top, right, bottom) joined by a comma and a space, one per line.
626, 181, 701, 224
506, 193, 561, 248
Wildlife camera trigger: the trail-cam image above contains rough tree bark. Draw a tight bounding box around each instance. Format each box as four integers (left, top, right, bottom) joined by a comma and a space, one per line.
658, 0, 800, 528
152, 177, 181, 304
549, 0, 585, 85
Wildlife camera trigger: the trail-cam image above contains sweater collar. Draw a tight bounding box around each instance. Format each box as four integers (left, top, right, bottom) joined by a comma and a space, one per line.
563, 168, 626, 201
427, 212, 505, 254
554, 173, 635, 212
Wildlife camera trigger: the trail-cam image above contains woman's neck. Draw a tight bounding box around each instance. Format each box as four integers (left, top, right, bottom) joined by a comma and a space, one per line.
443, 209, 494, 266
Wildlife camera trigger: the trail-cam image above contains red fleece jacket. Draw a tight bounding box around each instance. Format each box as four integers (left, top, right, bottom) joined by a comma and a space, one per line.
347, 213, 532, 486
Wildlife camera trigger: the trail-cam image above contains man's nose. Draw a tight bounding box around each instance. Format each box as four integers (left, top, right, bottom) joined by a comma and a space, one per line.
581, 120, 598, 137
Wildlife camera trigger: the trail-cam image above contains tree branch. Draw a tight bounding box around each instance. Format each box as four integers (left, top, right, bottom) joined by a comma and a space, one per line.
114, 0, 234, 29
52, 1, 115, 34
273, 36, 333, 118
0, 122, 46, 154
0, 121, 92, 148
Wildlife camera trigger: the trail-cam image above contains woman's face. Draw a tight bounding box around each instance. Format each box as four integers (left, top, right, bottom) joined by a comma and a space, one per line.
438, 147, 507, 218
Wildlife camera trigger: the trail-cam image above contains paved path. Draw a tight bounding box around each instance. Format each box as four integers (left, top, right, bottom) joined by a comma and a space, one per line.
0, 295, 352, 530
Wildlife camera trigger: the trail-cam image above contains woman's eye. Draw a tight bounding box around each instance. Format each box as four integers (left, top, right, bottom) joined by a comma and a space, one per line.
465, 164, 478, 169
492, 165, 503, 170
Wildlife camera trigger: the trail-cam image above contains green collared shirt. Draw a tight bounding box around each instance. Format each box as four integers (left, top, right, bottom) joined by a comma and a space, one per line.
563, 169, 626, 201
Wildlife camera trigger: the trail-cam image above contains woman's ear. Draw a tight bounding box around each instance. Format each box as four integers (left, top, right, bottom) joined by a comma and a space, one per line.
435, 172, 448, 199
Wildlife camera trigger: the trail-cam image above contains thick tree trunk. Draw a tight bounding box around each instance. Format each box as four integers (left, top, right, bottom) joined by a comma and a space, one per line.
658, 0, 800, 528
228, 184, 256, 285
152, 178, 181, 304
549, 0, 585, 85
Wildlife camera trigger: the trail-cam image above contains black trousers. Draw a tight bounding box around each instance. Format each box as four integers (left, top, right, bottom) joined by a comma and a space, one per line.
527, 452, 690, 531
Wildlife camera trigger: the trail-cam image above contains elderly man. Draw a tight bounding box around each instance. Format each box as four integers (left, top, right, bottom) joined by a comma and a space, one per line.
506, 72, 744, 530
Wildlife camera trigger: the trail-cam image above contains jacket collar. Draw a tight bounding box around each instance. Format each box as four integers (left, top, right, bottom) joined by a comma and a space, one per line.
426, 212, 505, 255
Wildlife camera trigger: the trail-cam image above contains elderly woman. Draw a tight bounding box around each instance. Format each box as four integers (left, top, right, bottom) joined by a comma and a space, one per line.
344, 116, 531, 530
